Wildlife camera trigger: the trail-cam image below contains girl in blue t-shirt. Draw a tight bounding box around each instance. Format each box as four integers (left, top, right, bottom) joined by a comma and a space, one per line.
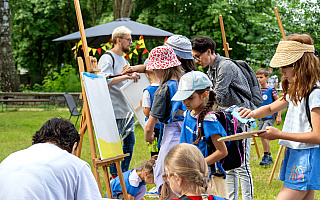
144, 46, 186, 199
172, 71, 228, 197
172, 71, 228, 198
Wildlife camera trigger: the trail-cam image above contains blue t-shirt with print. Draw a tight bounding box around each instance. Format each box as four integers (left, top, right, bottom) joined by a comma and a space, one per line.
180, 110, 227, 157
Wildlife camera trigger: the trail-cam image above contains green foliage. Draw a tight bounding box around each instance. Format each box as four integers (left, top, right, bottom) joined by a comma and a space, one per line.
40, 65, 81, 92
10, 0, 113, 81
9, 0, 320, 88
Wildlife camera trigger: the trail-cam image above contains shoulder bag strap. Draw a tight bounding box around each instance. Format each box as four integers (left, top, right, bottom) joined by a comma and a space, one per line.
306, 86, 318, 129
104, 51, 115, 69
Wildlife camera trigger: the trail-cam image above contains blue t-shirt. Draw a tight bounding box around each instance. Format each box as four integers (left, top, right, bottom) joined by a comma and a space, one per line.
110, 169, 146, 197
180, 111, 227, 157
260, 86, 278, 119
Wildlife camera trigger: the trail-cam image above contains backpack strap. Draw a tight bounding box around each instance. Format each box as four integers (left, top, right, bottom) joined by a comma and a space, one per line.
306, 86, 318, 129
104, 51, 115, 69
179, 195, 192, 200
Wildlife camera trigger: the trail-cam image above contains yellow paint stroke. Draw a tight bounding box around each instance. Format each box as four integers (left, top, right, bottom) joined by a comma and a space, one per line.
98, 138, 123, 159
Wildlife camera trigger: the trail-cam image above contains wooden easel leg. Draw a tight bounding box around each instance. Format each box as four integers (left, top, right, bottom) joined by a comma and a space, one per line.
268, 145, 284, 184
116, 162, 129, 200
103, 165, 113, 199
252, 137, 261, 158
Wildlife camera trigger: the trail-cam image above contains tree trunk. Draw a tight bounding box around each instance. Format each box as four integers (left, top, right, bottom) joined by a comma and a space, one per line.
0, 0, 20, 92
113, 0, 134, 21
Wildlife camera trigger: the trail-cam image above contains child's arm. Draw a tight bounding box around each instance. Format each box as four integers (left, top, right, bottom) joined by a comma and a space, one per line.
205, 135, 228, 165
273, 95, 282, 125
239, 98, 288, 119
259, 107, 320, 144
145, 116, 157, 144
143, 107, 150, 118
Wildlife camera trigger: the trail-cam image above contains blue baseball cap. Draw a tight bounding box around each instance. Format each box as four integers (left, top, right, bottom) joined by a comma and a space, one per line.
172, 71, 213, 101
164, 35, 194, 59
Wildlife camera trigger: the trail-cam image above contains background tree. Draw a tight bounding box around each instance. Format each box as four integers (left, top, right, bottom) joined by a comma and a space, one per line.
0, 0, 20, 92
114, 0, 134, 20
7, 0, 320, 91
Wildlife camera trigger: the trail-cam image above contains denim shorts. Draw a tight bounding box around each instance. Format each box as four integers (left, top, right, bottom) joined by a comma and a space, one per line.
279, 147, 320, 191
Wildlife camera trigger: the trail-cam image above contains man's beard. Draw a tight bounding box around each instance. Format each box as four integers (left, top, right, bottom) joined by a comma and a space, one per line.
122, 46, 130, 53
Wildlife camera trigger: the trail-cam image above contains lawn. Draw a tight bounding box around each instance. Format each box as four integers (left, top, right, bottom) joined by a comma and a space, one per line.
0, 109, 319, 199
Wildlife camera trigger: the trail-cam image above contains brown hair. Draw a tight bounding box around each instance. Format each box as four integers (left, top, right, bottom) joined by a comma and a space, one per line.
164, 143, 209, 195
256, 68, 269, 77
179, 59, 198, 72
159, 65, 184, 87
191, 36, 216, 54
136, 156, 157, 180
281, 34, 320, 105
193, 88, 217, 144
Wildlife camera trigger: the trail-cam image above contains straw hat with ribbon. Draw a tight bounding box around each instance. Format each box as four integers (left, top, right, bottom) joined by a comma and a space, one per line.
270, 41, 315, 68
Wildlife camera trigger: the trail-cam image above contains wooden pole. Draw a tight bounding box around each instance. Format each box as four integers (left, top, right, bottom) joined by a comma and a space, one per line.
274, 7, 286, 40
268, 7, 287, 185
268, 145, 284, 184
252, 137, 261, 158
219, 15, 231, 58
74, 0, 92, 71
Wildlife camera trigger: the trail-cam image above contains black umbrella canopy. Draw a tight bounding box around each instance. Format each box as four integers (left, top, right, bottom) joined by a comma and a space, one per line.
53, 18, 174, 46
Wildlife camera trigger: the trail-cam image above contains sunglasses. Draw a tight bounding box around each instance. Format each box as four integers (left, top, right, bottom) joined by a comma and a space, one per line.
193, 52, 203, 61
121, 38, 132, 43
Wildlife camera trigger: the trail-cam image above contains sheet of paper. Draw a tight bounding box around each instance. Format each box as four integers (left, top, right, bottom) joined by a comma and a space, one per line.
82, 72, 122, 160
120, 73, 150, 130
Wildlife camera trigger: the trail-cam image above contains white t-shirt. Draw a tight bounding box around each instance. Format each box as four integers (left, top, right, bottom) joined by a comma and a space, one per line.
279, 88, 320, 149
98, 51, 132, 119
142, 83, 160, 108
0, 143, 101, 200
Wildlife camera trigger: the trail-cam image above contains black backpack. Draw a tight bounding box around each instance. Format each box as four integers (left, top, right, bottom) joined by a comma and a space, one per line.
228, 59, 263, 107
201, 111, 244, 174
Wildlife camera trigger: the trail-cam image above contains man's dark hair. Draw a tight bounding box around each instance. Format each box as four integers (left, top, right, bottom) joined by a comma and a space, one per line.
32, 118, 80, 153
191, 36, 216, 54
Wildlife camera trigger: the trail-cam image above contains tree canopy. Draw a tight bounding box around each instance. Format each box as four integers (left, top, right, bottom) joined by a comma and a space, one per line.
8, 0, 320, 88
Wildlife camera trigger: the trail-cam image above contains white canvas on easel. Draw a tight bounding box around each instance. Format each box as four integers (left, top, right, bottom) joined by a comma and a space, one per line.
82, 72, 123, 160
120, 73, 150, 130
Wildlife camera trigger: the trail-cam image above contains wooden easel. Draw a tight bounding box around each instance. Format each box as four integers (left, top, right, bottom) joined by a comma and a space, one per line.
73, 0, 129, 199
268, 7, 286, 185
219, 14, 261, 159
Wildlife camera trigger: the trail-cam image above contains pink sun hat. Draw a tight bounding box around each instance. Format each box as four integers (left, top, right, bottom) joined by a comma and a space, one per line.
146, 46, 181, 70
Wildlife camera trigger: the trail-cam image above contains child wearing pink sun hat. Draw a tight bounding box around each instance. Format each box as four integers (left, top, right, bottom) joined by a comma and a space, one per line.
144, 46, 187, 199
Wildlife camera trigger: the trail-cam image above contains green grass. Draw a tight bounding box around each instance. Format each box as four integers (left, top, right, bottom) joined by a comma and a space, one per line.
1, 109, 319, 199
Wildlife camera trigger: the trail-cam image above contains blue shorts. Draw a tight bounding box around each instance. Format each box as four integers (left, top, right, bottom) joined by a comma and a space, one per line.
279, 147, 320, 191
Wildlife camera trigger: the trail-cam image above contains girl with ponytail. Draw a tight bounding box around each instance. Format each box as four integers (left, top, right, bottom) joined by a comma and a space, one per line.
172, 71, 228, 198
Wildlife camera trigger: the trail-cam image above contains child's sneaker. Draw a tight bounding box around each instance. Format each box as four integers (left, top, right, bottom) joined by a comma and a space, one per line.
264, 156, 273, 166
260, 155, 268, 165
260, 155, 273, 166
